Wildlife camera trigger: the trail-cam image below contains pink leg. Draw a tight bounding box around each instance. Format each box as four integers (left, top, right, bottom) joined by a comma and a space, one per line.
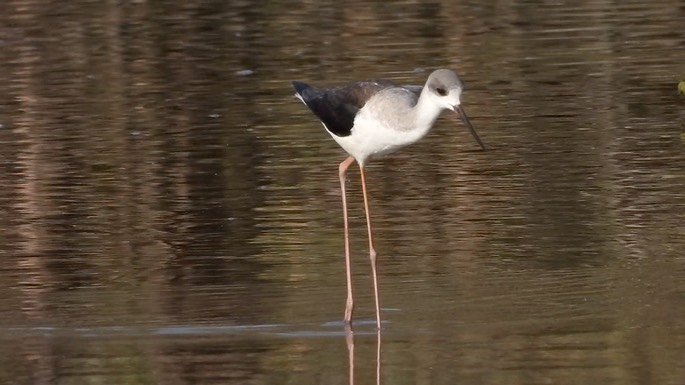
339, 156, 356, 324
359, 165, 381, 329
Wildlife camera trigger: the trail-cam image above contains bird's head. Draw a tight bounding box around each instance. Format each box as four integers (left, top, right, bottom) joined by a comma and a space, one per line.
426, 69, 485, 150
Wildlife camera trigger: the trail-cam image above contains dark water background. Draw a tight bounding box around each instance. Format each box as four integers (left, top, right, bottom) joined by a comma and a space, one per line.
1, 1, 684, 384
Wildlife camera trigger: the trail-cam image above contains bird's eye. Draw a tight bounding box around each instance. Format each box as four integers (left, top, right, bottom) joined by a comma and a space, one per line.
436, 87, 447, 96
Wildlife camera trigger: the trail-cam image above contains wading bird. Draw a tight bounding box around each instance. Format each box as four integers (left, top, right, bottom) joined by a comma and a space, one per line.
292, 69, 485, 329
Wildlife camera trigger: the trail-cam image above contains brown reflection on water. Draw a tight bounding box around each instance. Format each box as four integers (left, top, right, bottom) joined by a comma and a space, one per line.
1, 0, 685, 384
2, 1, 275, 327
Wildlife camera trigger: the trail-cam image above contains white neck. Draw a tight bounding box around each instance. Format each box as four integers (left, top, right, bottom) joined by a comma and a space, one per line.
410, 89, 447, 138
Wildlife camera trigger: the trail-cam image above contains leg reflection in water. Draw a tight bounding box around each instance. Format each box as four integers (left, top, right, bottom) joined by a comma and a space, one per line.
345, 325, 382, 385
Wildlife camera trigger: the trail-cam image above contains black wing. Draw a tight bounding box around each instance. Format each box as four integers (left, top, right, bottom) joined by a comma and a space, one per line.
292, 80, 394, 137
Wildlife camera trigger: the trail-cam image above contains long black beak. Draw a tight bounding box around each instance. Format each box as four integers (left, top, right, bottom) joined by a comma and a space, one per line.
455, 105, 485, 150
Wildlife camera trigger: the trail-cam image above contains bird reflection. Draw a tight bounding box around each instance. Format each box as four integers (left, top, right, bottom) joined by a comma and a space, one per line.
345, 325, 381, 385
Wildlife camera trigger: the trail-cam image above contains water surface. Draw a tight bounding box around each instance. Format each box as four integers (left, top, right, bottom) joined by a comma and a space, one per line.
1, 1, 684, 384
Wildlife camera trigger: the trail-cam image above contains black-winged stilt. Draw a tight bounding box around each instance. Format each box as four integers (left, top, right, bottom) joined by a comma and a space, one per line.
292, 69, 485, 329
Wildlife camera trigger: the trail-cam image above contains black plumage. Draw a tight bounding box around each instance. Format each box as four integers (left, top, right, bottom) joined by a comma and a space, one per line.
292, 80, 396, 137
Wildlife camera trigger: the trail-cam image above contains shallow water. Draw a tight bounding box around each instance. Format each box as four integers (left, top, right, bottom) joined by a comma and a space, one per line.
1, 1, 685, 384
